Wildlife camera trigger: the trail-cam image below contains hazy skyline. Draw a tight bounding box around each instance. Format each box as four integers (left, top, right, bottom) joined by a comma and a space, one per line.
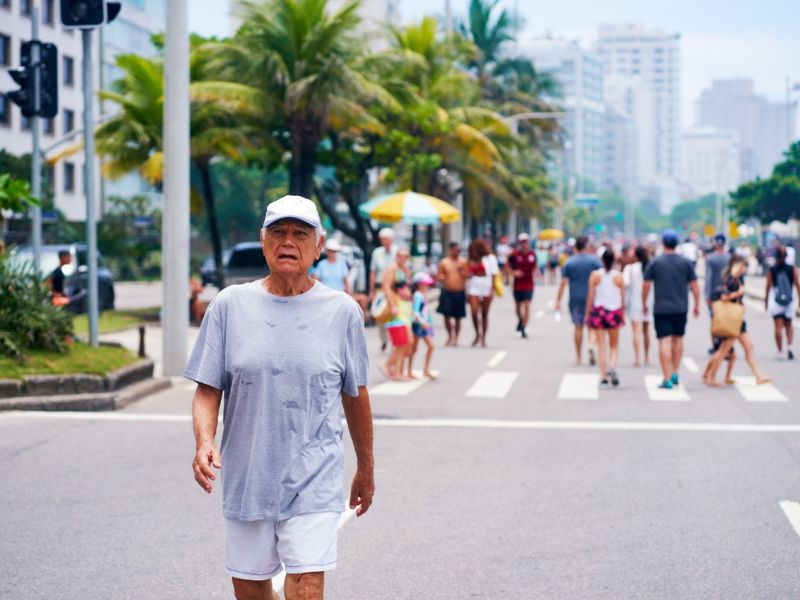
188, 0, 800, 131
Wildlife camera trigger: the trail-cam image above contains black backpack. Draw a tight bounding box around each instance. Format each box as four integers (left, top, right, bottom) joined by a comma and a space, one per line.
775, 268, 793, 306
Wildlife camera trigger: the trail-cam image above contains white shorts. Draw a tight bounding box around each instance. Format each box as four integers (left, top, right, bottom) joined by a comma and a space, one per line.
768, 292, 796, 320
466, 275, 492, 298
224, 511, 341, 580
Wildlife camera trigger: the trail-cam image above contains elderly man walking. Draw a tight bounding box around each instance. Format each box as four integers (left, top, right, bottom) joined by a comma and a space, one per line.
186, 195, 375, 600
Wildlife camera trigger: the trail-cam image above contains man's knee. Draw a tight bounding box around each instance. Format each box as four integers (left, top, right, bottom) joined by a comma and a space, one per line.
285, 571, 324, 599
232, 577, 277, 600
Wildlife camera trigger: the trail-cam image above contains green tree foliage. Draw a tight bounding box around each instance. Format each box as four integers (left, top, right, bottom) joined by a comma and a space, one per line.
0, 174, 39, 219
731, 141, 800, 222
0, 256, 73, 360
670, 194, 716, 233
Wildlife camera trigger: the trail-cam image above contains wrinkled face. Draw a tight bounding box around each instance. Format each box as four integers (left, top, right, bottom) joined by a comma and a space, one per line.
380, 235, 393, 249
261, 219, 322, 277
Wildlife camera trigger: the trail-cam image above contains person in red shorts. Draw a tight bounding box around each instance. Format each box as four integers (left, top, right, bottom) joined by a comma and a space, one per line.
505, 233, 540, 338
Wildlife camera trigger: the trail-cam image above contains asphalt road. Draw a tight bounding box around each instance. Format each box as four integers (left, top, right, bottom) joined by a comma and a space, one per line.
3, 279, 800, 599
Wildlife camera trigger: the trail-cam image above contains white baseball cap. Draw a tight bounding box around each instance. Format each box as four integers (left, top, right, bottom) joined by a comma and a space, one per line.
517, 232, 530, 242
262, 195, 322, 229
378, 227, 395, 239
325, 238, 342, 252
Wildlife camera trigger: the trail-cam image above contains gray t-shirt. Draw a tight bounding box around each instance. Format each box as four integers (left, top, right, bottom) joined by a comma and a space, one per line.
644, 253, 697, 314
184, 280, 369, 521
704, 252, 729, 300
562, 253, 602, 306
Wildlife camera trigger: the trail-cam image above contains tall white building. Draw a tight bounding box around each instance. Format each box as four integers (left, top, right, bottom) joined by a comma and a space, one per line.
682, 127, 741, 198
521, 37, 607, 192
0, 0, 164, 222
604, 106, 638, 201
596, 23, 681, 201
695, 78, 796, 181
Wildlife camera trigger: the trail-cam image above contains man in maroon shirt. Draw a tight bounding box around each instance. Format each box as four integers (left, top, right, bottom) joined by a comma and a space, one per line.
505, 233, 540, 338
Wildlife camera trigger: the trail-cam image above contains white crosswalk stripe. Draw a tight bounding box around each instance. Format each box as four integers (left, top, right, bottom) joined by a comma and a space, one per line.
733, 376, 788, 402
557, 374, 599, 400
465, 371, 518, 398
644, 375, 691, 401
370, 371, 431, 396
682, 357, 700, 374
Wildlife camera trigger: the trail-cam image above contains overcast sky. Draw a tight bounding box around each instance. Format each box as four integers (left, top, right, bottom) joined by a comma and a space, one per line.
188, 0, 800, 129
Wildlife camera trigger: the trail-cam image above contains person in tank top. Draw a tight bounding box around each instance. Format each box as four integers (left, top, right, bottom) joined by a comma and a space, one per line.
585, 249, 625, 388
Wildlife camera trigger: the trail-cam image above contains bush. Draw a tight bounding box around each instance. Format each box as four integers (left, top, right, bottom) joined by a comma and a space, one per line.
0, 255, 74, 361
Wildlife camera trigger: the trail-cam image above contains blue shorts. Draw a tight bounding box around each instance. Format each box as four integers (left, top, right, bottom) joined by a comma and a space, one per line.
513, 289, 533, 303
412, 323, 431, 338
569, 303, 586, 326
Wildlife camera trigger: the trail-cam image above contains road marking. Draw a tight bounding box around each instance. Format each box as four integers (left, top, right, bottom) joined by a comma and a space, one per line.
780, 501, 800, 540
465, 371, 518, 398
7, 411, 800, 433
733, 376, 788, 402
487, 351, 507, 368
644, 375, 690, 401
557, 374, 599, 400
534, 310, 545, 319
546, 300, 555, 309
272, 509, 356, 592
682, 357, 700, 374
370, 377, 427, 396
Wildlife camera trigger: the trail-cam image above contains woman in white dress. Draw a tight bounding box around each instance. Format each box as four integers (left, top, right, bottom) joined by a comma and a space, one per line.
623, 246, 654, 367
466, 238, 499, 347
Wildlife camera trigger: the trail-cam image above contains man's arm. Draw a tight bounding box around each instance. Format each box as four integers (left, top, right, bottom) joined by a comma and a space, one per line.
690, 280, 701, 317
555, 277, 568, 310
342, 386, 375, 517
192, 383, 223, 494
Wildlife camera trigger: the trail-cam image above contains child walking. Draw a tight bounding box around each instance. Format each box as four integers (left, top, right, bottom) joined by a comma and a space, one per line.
384, 280, 414, 380
409, 272, 436, 380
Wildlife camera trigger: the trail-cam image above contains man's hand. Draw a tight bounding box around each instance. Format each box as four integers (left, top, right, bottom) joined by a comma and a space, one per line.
693, 305, 701, 318
193, 444, 222, 494
513, 269, 524, 278
349, 467, 375, 517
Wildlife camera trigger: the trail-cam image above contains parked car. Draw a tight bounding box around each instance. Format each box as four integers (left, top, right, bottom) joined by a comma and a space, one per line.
200, 242, 268, 287
9, 243, 116, 312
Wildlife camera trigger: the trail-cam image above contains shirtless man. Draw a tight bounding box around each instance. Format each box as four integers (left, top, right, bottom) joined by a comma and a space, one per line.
436, 242, 469, 346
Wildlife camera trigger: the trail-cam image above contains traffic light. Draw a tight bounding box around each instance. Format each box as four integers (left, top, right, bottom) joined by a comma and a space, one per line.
60, 0, 105, 28
6, 41, 58, 118
39, 43, 58, 118
60, 1, 121, 28
7, 42, 35, 118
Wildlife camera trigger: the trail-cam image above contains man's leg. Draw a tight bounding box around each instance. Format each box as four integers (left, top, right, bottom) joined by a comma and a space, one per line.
284, 572, 324, 600
453, 317, 462, 343
671, 335, 684, 375
232, 578, 280, 600
658, 337, 672, 382
774, 317, 784, 353
443, 317, 454, 343
521, 300, 531, 330
573, 324, 583, 364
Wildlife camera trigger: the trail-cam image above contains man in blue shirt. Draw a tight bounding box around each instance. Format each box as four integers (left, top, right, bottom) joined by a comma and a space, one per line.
555, 236, 602, 365
313, 238, 351, 293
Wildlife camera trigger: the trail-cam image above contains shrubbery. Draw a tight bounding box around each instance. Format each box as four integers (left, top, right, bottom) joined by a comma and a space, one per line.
0, 255, 73, 361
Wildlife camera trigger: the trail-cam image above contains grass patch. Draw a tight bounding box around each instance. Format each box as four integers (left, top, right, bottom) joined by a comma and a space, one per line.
0, 343, 139, 380
72, 309, 156, 335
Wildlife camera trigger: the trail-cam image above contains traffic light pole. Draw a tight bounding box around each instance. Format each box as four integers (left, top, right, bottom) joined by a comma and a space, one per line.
161, 0, 190, 375
30, 8, 42, 272
82, 28, 99, 346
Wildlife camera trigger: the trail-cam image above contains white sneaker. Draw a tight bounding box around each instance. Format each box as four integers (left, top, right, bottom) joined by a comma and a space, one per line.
776, 351, 786, 361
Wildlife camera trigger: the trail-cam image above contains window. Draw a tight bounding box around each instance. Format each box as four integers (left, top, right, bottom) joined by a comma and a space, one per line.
63, 56, 74, 86
43, 117, 54, 135
0, 94, 9, 126
63, 109, 75, 134
0, 33, 9, 66
21, 114, 30, 130
43, 0, 54, 25
21, 0, 32, 17
44, 164, 55, 191
64, 162, 75, 192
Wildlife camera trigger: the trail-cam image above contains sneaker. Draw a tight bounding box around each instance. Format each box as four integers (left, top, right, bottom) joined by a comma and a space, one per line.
670, 372, 680, 386
599, 379, 610, 389
658, 380, 673, 390
521, 329, 528, 339
609, 369, 619, 386
789, 349, 795, 361
589, 348, 596, 366
776, 351, 786, 361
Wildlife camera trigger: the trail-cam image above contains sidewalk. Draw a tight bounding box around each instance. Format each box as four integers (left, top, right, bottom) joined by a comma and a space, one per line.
100, 324, 200, 377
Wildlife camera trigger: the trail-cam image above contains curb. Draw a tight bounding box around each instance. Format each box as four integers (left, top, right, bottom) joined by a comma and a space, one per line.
0, 377, 172, 412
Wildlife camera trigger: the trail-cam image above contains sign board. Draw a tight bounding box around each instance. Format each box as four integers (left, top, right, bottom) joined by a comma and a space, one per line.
574, 193, 599, 208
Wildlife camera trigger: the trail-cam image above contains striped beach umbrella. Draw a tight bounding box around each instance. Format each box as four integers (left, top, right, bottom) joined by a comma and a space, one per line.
358, 191, 461, 225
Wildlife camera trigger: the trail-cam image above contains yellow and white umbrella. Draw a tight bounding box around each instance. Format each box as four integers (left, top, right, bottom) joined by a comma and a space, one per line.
538, 228, 565, 241
358, 191, 460, 225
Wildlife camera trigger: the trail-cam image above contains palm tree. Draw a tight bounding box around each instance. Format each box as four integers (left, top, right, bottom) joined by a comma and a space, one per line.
200, 0, 396, 199
95, 51, 252, 288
